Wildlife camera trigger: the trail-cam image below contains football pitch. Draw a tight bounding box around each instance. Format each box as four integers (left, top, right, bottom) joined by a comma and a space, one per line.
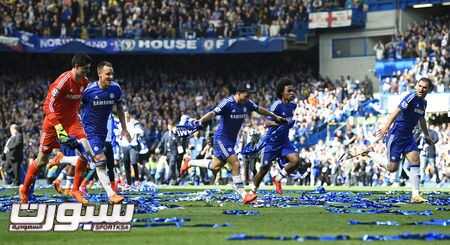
1, 185, 450, 245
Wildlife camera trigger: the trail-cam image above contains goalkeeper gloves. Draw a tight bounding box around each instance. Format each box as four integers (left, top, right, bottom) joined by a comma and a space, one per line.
54, 123, 69, 143
54, 124, 78, 148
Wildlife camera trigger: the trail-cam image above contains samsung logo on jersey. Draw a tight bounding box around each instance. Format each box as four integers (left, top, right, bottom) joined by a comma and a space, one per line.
66, 94, 81, 99
414, 108, 425, 115
93, 100, 115, 106
230, 114, 247, 119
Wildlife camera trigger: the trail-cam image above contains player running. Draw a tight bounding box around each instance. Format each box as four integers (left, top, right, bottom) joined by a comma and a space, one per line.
80, 61, 130, 204
80, 114, 121, 194
246, 78, 300, 202
19, 54, 93, 204
375, 77, 435, 203
179, 83, 287, 203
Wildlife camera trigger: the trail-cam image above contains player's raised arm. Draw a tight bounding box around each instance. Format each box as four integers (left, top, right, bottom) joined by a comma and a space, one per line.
199, 111, 216, 125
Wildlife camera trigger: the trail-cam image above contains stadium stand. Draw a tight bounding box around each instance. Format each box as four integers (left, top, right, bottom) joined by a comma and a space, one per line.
377, 14, 449, 94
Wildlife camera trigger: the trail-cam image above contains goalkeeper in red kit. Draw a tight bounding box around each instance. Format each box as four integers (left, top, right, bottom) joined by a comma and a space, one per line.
19, 54, 93, 204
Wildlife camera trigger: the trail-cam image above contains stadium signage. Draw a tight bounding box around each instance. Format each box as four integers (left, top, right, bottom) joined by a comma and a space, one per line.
40, 38, 109, 49
2, 32, 286, 54
9, 203, 134, 232
135, 39, 234, 50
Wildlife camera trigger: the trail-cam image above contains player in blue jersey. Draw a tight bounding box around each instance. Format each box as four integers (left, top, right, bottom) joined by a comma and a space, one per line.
79, 114, 120, 194
179, 83, 287, 204
246, 78, 300, 202
80, 61, 131, 204
376, 77, 435, 203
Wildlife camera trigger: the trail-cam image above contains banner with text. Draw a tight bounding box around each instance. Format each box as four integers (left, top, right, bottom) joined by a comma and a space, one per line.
1, 32, 286, 54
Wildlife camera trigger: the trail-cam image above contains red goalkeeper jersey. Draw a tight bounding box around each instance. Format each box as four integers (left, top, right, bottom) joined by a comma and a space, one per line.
43, 70, 88, 126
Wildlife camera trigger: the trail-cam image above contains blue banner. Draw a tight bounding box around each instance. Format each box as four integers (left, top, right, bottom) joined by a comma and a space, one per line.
2, 32, 286, 54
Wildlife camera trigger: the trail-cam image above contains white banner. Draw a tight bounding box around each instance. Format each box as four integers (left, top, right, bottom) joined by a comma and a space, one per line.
308, 12, 329, 29
332, 10, 353, 27
308, 10, 352, 29
0, 35, 19, 46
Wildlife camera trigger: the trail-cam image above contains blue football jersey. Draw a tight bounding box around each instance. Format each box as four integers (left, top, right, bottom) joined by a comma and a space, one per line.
81, 81, 122, 137
390, 92, 427, 137
265, 100, 297, 145
213, 96, 258, 143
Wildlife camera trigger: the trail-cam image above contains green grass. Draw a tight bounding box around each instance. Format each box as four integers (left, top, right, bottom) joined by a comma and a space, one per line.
1, 186, 450, 245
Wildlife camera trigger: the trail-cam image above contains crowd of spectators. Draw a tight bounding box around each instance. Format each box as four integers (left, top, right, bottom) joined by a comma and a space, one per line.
380, 59, 450, 94
1, 0, 366, 40
375, 15, 449, 62
1, 0, 309, 39
375, 15, 450, 94
1, 54, 448, 188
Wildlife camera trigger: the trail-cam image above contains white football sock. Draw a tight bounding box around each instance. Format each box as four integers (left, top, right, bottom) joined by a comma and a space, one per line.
410, 165, 420, 196
61, 156, 79, 166
97, 166, 115, 198
232, 175, 246, 198
189, 159, 212, 169
275, 169, 288, 182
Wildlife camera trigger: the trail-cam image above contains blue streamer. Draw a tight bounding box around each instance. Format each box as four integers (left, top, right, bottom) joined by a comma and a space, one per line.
228, 233, 450, 241
436, 207, 450, 211
191, 223, 231, 228
133, 217, 187, 228
223, 210, 260, 216
350, 219, 450, 227
327, 207, 432, 216
348, 220, 400, 226
414, 219, 450, 226
362, 232, 450, 241
227, 233, 350, 241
